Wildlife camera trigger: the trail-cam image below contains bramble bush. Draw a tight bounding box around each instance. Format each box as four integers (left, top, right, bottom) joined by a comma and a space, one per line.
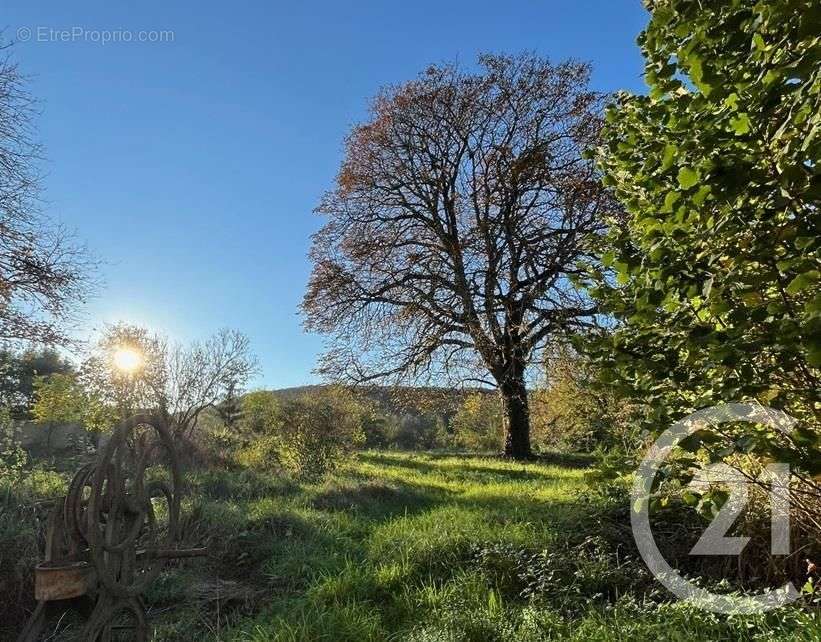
236, 386, 367, 479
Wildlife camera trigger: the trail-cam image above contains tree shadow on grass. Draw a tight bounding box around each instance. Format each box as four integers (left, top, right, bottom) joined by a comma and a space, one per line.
188, 467, 302, 501
310, 479, 447, 518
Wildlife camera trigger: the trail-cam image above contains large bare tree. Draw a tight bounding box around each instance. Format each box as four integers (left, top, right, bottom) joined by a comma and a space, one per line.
0, 48, 93, 345
303, 53, 612, 459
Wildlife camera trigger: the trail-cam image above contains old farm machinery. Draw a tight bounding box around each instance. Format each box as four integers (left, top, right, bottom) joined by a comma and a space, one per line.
18, 414, 207, 641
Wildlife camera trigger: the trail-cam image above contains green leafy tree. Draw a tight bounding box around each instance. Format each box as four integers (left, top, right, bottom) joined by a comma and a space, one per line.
32, 373, 84, 454
0, 348, 74, 418
585, 1, 820, 480
240, 390, 280, 434
452, 392, 503, 452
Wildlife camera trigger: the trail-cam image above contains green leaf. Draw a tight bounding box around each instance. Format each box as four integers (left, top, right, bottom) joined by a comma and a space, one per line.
729, 113, 751, 135
786, 270, 820, 294
688, 56, 703, 84
692, 185, 711, 206
660, 144, 678, 172
723, 93, 739, 111
682, 490, 700, 506
687, 56, 714, 96
662, 191, 681, 213
677, 167, 700, 189
710, 298, 731, 315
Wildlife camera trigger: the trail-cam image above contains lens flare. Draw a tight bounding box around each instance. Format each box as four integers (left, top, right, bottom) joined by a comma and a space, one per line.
112, 346, 143, 373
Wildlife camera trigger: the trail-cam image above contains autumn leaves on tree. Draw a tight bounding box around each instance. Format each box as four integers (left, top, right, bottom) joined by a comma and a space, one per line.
303, 54, 613, 459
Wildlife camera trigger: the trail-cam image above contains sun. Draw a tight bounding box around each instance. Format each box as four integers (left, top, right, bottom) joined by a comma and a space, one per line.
112, 346, 143, 373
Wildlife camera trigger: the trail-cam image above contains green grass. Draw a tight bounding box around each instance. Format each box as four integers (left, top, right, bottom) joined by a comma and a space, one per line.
162, 452, 819, 641
4, 452, 819, 641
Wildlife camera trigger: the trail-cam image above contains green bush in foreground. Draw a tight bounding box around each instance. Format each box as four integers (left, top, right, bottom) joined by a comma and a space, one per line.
585, 0, 820, 477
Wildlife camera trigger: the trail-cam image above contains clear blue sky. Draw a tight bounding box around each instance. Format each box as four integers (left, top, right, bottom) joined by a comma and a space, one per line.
6, 1, 649, 388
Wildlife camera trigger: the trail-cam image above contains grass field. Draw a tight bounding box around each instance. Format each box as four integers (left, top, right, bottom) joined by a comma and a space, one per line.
4, 452, 819, 641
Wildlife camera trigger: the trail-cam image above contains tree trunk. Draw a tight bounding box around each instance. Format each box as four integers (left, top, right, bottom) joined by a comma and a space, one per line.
501, 369, 532, 460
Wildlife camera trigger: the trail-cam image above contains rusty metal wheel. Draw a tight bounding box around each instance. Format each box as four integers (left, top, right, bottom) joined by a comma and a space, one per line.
64, 463, 96, 551
86, 414, 180, 599
84, 596, 148, 642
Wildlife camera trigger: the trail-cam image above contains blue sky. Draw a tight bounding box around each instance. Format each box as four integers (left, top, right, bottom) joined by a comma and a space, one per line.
5, 1, 649, 388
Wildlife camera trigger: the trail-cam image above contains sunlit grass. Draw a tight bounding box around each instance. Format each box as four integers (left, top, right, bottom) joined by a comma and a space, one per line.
151, 452, 820, 641
5, 451, 817, 640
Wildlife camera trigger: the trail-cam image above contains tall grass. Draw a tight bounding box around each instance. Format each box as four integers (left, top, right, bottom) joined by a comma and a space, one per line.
3, 452, 819, 641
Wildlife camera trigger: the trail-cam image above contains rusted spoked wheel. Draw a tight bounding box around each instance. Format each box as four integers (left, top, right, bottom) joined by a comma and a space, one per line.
84, 596, 148, 642
64, 463, 96, 550
87, 414, 180, 598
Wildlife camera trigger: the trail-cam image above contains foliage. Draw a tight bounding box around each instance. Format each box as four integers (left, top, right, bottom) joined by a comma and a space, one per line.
303, 52, 612, 459
236, 387, 367, 479
216, 381, 243, 430
271, 387, 368, 479
31, 373, 84, 426
0, 407, 26, 483
31, 372, 86, 453
0, 463, 67, 637
0, 347, 74, 418
262, 386, 463, 452
241, 390, 280, 434
78, 323, 257, 436
452, 392, 503, 452
584, 0, 821, 480
530, 347, 640, 453
389, 413, 450, 451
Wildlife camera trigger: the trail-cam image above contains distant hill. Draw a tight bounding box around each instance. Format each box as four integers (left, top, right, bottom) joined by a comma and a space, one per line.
266, 384, 496, 417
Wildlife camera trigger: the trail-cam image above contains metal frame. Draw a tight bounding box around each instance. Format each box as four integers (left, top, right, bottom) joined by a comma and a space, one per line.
18, 414, 206, 641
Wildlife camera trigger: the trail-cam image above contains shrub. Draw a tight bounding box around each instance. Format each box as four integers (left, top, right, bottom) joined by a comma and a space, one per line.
275, 387, 367, 479
452, 393, 503, 452
237, 386, 367, 479
531, 347, 641, 454
0, 408, 26, 483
